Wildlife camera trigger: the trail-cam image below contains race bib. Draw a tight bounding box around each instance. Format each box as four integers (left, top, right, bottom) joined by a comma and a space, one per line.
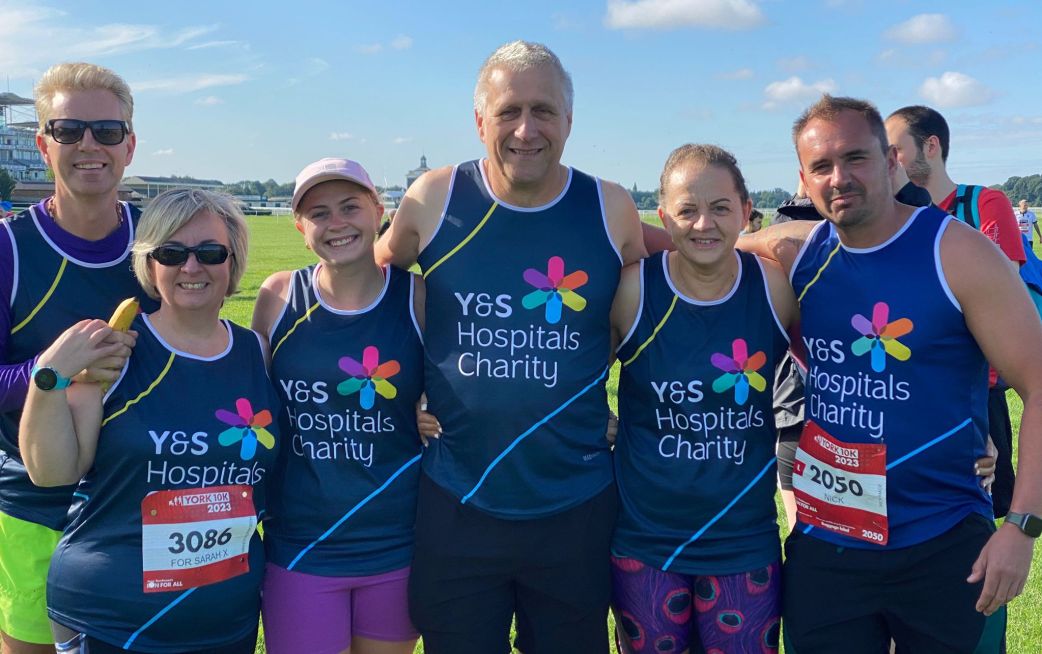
141, 485, 257, 593
792, 420, 888, 545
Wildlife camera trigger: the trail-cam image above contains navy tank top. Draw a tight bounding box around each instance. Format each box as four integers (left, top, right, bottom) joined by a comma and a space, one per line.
418, 160, 622, 518
264, 265, 424, 575
47, 316, 280, 652
613, 251, 789, 574
1, 202, 157, 529
791, 207, 991, 549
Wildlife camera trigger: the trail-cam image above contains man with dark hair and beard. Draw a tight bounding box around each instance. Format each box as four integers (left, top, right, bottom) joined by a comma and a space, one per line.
887, 105, 1024, 521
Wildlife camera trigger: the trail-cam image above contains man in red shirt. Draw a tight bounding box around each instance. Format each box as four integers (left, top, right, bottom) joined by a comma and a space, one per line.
886, 105, 1024, 520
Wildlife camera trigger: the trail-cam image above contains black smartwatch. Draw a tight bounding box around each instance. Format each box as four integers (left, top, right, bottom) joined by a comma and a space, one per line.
1005, 512, 1042, 538
31, 364, 72, 391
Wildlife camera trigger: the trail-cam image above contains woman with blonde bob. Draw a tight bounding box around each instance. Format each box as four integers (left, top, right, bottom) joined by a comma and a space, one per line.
253, 158, 423, 654
21, 189, 280, 653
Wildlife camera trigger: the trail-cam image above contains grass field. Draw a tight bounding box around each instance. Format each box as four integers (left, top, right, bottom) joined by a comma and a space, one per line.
229, 216, 1041, 653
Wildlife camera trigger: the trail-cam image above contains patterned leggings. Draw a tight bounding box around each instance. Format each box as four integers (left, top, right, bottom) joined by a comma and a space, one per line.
611, 555, 781, 654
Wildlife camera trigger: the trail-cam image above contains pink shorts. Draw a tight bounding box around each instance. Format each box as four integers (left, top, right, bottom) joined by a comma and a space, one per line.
261, 563, 418, 654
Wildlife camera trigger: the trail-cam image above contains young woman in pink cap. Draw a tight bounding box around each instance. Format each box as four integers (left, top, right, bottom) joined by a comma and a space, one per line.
252, 158, 423, 654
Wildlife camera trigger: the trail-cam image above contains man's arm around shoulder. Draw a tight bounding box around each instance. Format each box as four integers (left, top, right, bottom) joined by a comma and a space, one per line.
601, 181, 647, 265
737, 220, 818, 277
375, 166, 454, 269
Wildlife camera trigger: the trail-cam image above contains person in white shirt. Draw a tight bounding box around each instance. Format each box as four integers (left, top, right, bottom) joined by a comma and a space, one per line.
1016, 199, 1040, 247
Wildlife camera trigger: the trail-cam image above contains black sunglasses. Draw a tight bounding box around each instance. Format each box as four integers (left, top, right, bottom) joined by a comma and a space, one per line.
149, 243, 232, 266
45, 119, 130, 146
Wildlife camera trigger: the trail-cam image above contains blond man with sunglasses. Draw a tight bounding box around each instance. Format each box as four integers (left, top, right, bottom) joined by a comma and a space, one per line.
0, 63, 155, 653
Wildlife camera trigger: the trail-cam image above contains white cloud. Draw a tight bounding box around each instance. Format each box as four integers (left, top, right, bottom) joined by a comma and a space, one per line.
152, 148, 174, 156
355, 35, 412, 54
133, 74, 249, 93
330, 132, 354, 141
919, 71, 994, 108
194, 96, 223, 106
0, 2, 219, 78
884, 13, 958, 44
716, 67, 754, 80
393, 136, 412, 144
186, 40, 241, 50
304, 57, 329, 76
605, 0, 765, 30
762, 76, 837, 110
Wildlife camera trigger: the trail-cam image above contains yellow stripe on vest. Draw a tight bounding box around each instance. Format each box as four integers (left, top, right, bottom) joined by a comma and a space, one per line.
422, 202, 498, 279
271, 301, 321, 358
797, 242, 842, 304
102, 352, 176, 427
11, 258, 68, 334
622, 294, 678, 367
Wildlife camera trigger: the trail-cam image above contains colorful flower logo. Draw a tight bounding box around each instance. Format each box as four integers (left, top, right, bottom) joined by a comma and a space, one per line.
711, 339, 767, 405
851, 302, 913, 372
216, 398, 276, 460
521, 256, 588, 324
337, 345, 400, 409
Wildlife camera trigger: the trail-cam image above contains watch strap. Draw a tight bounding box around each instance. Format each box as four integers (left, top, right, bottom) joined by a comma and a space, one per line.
1006, 511, 1042, 538
31, 364, 72, 391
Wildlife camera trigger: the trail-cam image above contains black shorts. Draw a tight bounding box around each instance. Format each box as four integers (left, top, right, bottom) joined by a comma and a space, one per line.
409, 473, 617, 654
782, 513, 1005, 654
776, 423, 803, 490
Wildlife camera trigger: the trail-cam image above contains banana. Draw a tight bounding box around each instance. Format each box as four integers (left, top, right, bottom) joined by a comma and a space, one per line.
107, 297, 139, 332
100, 298, 138, 393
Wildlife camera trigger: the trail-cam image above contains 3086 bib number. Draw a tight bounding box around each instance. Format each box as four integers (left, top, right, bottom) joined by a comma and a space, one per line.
141, 485, 257, 593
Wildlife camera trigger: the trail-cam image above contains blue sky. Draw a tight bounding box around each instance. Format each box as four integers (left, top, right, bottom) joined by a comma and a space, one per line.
2, 0, 1038, 192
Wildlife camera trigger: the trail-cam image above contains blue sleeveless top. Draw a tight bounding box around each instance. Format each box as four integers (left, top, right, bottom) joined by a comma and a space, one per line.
418, 160, 622, 518
47, 316, 280, 652
1, 202, 157, 529
791, 206, 991, 549
613, 251, 788, 574
264, 265, 424, 576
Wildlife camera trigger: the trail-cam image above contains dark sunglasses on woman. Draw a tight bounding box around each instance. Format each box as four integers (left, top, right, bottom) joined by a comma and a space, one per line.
149, 243, 232, 266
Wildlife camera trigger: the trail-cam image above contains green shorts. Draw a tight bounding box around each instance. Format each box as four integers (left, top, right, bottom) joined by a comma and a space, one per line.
0, 509, 61, 644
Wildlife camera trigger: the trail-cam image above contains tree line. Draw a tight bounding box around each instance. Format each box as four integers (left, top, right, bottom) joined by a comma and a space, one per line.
995, 175, 1042, 206
1, 169, 1038, 208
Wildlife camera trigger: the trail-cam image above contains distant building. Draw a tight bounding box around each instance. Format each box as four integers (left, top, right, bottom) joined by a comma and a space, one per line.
380, 189, 404, 209
406, 155, 430, 189
12, 181, 136, 204
123, 175, 224, 200
0, 92, 48, 182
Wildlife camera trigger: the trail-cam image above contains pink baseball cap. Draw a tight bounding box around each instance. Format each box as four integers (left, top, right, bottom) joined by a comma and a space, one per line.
292, 157, 378, 212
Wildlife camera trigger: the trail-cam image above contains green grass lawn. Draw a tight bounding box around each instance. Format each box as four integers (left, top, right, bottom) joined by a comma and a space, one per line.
231, 216, 1041, 653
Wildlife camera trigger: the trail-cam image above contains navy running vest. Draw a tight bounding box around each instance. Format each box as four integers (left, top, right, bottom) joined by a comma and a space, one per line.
791, 207, 991, 549
264, 265, 424, 575
1, 202, 157, 529
47, 316, 280, 652
613, 251, 788, 574
418, 160, 621, 518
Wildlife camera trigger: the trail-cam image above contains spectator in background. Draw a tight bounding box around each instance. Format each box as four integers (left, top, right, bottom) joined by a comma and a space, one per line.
887, 105, 1025, 519
1016, 199, 1040, 248
743, 208, 764, 233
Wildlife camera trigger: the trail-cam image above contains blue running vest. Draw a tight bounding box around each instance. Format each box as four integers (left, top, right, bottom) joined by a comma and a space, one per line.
613, 251, 788, 574
791, 207, 991, 549
47, 316, 280, 652
418, 160, 621, 518
265, 265, 424, 575
1, 202, 157, 529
